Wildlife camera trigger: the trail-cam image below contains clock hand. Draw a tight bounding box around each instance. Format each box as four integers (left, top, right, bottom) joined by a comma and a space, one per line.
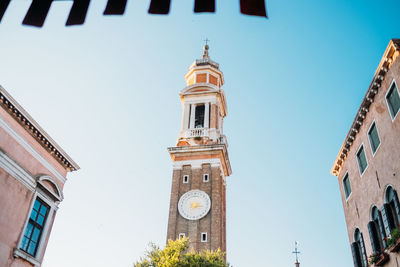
190, 202, 202, 209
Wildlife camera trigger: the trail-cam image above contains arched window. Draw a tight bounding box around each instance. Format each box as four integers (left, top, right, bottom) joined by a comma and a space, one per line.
351, 228, 368, 267
382, 186, 400, 236
368, 206, 387, 253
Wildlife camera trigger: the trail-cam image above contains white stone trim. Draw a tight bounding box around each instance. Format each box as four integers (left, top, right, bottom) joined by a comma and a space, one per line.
201, 232, 207, 242
384, 184, 395, 203
173, 158, 221, 169
13, 248, 41, 267
203, 174, 209, 183
342, 171, 352, 201
385, 79, 400, 121
182, 103, 190, 131
369, 205, 380, 221
0, 86, 79, 171
183, 175, 189, 183
0, 149, 35, 191
37, 175, 63, 201
189, 104, 196, 129
16, 189, 57, 266
170, 145, 226, 154
367, 120, 381, 157
173, 159, 225, 181
179, 233, 186, 239
183, 95, 218, 104
178, 128, 221, 140
356, 143, 368, 177
0, 154, 63, 202
0, 116, 66, 184
204, 102, 210, 128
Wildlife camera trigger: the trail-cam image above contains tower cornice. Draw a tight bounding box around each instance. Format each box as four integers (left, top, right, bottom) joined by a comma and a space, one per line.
179, 84, 228, 117
180, 83, 219, 95
168, 144, 232, 176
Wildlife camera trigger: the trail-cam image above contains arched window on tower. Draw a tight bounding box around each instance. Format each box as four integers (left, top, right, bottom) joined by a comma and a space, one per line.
368, 206, 387, 254
382, 186, 400, 236
351, 228, 368, 267
195, 104, 205, 128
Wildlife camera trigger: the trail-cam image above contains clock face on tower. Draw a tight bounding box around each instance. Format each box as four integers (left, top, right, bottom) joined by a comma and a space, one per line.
178, 190, 211, 220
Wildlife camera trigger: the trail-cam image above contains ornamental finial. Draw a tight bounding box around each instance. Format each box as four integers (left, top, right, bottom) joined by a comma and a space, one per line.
202, 38, 210, 59
292, 241, 301, 267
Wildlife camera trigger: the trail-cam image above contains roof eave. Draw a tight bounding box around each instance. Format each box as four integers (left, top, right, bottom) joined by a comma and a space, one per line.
330, 39, 400, 177
0, 85, 80, 172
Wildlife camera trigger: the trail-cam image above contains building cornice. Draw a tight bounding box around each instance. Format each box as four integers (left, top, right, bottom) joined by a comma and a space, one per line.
180, 83, 220, 95
179, 84, 228, 117
168, 144, 232, 176
331, 39, 400, 176
0, 86, 80, 172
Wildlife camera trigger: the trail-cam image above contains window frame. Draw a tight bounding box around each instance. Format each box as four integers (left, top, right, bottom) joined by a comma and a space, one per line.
20, 198, 50, 257
354, 228, 368, 267
385, 79, 400, 121
367, 120, 381, 156
342, 172, 352, 201
183, 175, 189, 184
179, 233, 186, 240
385, 186, 400, 228
356, 143, 368, 177
201, 232, 207, 242
370, 206, 386, 249
15, 189, 57, 265
203, 174, 209, 183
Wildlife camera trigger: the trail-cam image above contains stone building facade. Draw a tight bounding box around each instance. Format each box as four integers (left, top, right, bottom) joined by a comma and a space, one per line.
0, 86, 79, 267
331, 39, 400, 267
166, 45, 231, 253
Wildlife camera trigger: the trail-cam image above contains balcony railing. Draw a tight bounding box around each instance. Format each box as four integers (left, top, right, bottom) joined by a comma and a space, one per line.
187, 128, 209, 137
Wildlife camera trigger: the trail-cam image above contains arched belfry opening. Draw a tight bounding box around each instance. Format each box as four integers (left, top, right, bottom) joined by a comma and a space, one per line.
194, 104, 205, 128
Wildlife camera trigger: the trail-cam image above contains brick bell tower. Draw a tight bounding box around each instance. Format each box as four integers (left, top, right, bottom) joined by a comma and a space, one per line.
167, 44, 232, 253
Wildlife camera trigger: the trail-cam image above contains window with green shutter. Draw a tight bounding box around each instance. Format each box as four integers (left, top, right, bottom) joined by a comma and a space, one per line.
343, 173, 352, 199
357, 145, 368, 175
354, 229, 368, 267
371, 206, 387, 249
368, 122, 381, 154
386, 82, 400, 119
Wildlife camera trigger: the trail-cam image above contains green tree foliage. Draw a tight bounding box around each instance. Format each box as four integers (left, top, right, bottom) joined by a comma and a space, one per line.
134, 237, 227, 267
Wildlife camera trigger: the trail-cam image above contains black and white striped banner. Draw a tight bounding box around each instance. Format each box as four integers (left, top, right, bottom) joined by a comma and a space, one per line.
0, 0, 267, 27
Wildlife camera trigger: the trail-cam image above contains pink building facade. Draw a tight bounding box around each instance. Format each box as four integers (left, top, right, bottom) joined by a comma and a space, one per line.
331, 39, 400, 267
0, 86, 79, 267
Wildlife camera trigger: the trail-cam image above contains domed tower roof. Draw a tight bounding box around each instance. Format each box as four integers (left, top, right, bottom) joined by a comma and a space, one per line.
184, 44, 224, 89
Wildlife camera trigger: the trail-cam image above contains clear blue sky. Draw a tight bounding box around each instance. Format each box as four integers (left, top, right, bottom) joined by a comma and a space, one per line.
1, 0, 400, 266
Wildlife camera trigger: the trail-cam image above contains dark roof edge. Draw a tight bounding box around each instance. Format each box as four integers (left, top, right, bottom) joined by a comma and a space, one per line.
331, 39, 400, 176
0, 85, 80, 172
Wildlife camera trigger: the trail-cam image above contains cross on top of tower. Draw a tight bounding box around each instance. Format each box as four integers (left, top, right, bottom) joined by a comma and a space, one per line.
292, 241, 301, 264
